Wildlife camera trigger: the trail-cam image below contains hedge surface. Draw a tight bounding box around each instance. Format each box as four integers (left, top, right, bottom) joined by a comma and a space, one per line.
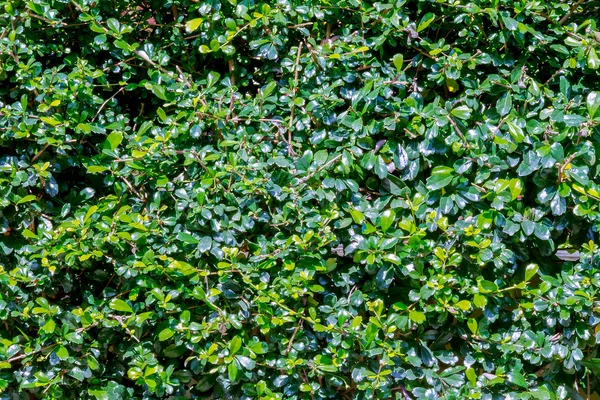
1, 0, 600, 399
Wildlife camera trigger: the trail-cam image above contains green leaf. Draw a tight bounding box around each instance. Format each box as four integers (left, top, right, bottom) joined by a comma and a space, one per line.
185, 18, 203, 32
409, 310, 426, 324
349, 209, 365, 224
588, 47, 600, 70
198, 236, 212, 252
467, 318, 477, 335
313, 150, 328, 166
473, 293, 487, 308
177, 232, 199, 244
508, 178, 523, 200
392, 54, 404, 71
56, 346, 69, 360
158, 328, 175, 341
87, 165, 109, 173
235, 355, 256, 370
248, 342, 268, 355
426, 174, 454, 190
455, 300, 471, 311
380, 209, 395, 232
525, 263, 539, 281
89, 389, 109, 400
451, 105, 471, 120
581, 359, 600, 376
374, 156, 388, 179
506, 120, 524, 143
563, 114, 587, 127
508, 370, 528, 388
417, 13, 435, 32
501, 15, 518, 31
41, 319, 56, 334
105, 132, 123, 151
16, 195, 37, 205
496, 93, 512, 116
109, 299, 133, 313
466, 367, 477, 386
228, 360, 239, 381
229, 336, 242, 355
106, 18, 120, 33
478, 280, 498, 293
587, 91, 600, 119
40, 116, 60, 126
521, 220, 535, 236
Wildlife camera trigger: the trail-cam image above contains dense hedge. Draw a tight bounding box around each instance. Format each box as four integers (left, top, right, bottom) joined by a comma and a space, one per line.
2, 0, 600, 398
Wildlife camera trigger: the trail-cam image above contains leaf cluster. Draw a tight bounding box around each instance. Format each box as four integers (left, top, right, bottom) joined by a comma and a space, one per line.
1, 0, 600, 399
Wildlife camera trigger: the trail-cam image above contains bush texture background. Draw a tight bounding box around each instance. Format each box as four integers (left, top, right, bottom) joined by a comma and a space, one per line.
1, 0, 600, 398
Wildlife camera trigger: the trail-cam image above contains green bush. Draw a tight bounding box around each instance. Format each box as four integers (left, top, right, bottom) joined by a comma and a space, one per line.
1, 0, 600, 398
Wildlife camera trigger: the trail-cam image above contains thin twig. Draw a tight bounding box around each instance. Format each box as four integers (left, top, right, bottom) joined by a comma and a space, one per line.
92, 87, 124, 122
288, 42, 303, 156
132, 102, 145, 132
8, 344, 57, 364
225, 93, 236, 123
135, 50, 185, 84
285, 320, 303, 356
31, 143, 50, 163
119, 176, 144, 200
27, 11, 67, 26
447, 116, 469, 147
297, 154, 342, 185
587, 348, 591, 399
543, 68, 564, 86
304, 40, 324, 71
176, 65, 191, 88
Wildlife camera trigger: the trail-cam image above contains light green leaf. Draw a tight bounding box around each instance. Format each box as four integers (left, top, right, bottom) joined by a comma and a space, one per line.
392, 54, 404, 71
409, 310, 426, 324
105, 132, 123, 151
467, 318, 477, 335
456, 300, 471, 311
228, 360, 239, 381
158, 328, 175, 341
185, 18, 203, 32
17, 195, 37, 205
417, 13, 435, 32
230, 336, 242, 355
109, 298, 133, 313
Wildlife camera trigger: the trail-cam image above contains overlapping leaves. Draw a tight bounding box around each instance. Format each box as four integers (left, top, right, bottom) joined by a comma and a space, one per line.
1, 0, 600, 399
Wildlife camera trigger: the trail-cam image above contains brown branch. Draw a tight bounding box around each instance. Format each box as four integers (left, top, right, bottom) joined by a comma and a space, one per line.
559, 0, 585, 25
285, 320, 303, 356
543, 68, 564, 86
31, 143, 50, 163
7, 344, 57, 364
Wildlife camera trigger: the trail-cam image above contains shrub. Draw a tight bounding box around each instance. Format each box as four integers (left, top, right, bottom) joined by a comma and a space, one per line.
1, 0, 600, 398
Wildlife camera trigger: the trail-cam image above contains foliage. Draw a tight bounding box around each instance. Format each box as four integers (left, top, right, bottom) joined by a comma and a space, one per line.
1, 0, 600, 398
